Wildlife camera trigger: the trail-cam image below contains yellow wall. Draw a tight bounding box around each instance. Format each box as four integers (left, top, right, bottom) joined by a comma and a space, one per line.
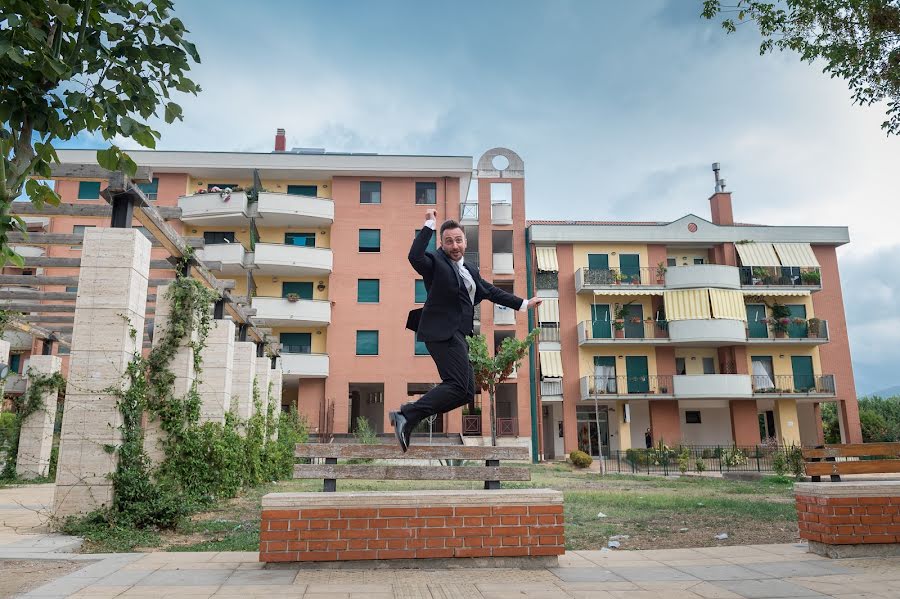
576, 294, 658, 324
573, 244, 649, 272
255, 277, 329, 300
666, 250, 708, 267
745, 346, 822, 376
257, 226, 331, 249
188, 226, 252, 249
579, 347, 658, 380
186, 178, 332, 198
187, 178, 253, 194
275, 326, 328, 353
674, 348, 719, 374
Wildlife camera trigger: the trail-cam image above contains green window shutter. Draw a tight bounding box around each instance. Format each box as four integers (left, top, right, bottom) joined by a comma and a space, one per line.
77, 181, 101, 199
138, 178, 159, 200
285, 232, 316, 247
356, 331, 379, 355
591, 304, 611, 339
787, 304, 808, 338
10, 354, 21, 373
359, 229, 381, 252
588, 253, 609, 270
619, 254, 640, 279
287, 185, 317, 196
282, 282, 313, 299
415, 279, 427, 303
415, 229, 436, 252
791, 356, 815, 391
280, 333, 312, 354
415, 339, 429, 355
746, 304, 768, 339
625, 356, 649, 393
358, 279, 380, 303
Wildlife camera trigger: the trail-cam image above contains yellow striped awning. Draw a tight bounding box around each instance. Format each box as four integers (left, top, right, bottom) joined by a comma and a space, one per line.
773, 243, 820, 268
538, 298, 559, 323
709, 288, 747, 321
539, 350, 563, 377
535, 247, 559, 272
735, 242, 781, 267
664, 289, 711, 321
742, 289, 810, 297
593, 289, 664, 296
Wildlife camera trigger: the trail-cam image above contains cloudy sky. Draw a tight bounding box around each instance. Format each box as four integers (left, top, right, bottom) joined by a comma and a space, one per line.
64, 0, 899, 394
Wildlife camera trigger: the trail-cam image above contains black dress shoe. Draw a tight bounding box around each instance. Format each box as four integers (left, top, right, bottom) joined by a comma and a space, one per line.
389, 411, 410, 453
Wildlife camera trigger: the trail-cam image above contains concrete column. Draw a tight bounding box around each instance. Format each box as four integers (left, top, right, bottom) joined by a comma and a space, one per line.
16, 355, 62, 479
774, 398, 801, 446
813, 403, 826, 445
144, 284, 197, 466
615, 401, 632, 450
837, 400, 851, 443
0, 340, 9, 399
256, 357, 270, 431
231, 342, 257, 422
53, 228, 151, 518
268, 362, 283, 440
197, 320, 235, 423
729, 400, 761, 446
649, 400, 680, 446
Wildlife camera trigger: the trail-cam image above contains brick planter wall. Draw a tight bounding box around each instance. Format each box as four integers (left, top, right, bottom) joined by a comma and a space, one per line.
795, 481, 900, 557
259, 489, 564, 563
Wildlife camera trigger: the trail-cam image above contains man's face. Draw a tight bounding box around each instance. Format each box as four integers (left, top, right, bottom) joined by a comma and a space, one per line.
441, 227, 467, 261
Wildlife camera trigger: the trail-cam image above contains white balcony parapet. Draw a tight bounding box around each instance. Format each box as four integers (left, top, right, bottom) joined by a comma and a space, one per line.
195, 243, 247, 275
10, 245, 46, 258
493, 252, 514, 274
673, 374, 753, 399
491, 203, 513, 225
178, 190, 249, 226
667, 319, 747, 345
251, 243, 333, 276
251, 297, 331, 328
665, 264, 741, 289
281, 353, 329, 379
4, 373, 27, 395
3, 330, 34, 351
255, 192, 334, 227
494, 304, 516, 325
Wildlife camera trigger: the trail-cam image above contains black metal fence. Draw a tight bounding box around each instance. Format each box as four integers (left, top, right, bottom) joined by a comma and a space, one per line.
600, 444, 798, 475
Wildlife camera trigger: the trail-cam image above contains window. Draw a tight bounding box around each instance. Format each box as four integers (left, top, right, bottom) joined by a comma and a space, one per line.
415, 229, 436, 252
359, 229, 381, 252
203, 231, 236, 245
415, 279, 427, 303
287, 184, 317, 197
56, 345, 70, 355
71, 225, 94, 248
675, 357, 687, 375
415, 182, 437, 204
667, 258, 677, 267
280, 332, 311, 354
358, 279, 380, 303
207, 183, 237, 190
415, 339, 429, 355
685, 411, 702, 424
356, 331, 379, 355
285, 232, 316, 247
282, 282, 313, 300
138, 177, 159, 200
490, 182, 512, 204
702, 357, 715, 374
693, 258, 705, 265
10, 354, 21, 373
65, 286, 77, 293
360, 181, 381, 204
77, 181, 101, 200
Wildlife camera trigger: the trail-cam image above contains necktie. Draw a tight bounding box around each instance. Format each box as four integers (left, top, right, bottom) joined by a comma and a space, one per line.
456, 261, 476, 305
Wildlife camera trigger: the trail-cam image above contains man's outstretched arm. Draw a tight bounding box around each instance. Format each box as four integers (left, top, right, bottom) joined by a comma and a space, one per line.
409, 208, 437, 277
478, 276, 543, 312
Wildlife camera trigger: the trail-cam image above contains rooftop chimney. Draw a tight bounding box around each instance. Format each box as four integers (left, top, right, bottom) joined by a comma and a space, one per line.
709, 162, 734, 225
274, 128, 286, 152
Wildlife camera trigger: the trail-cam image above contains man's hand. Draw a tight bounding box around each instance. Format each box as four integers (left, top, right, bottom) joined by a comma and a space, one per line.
527, 297, 543, 309
425, 208, 437, 221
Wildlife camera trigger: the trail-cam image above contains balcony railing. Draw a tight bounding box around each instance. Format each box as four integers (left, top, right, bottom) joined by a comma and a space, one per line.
746, 319, 830, 342
577, 267, 665, 289
494, 304, 516, 325
740, 266, 822, 288
752, 374, 836, 395
281, 345, 312, 354
579, 320, 669, 342
541, 379, 563, 396
497, 417, 518, 437
581, 375, 674, 397
460, 203, 479, 221
493, 252, 513, 273
491, 203, 513, 224
535, 271, 558, 290
462, 415, 482, 436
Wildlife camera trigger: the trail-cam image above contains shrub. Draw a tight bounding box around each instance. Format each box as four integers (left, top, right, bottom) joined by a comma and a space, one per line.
786, 445, 805, 479
695, 459, 706, 473
677, 447, 691, 474
772, 451, 788, 477
348, 417, 377, 464
723, 447, 747, 468
569, 450, 592, 468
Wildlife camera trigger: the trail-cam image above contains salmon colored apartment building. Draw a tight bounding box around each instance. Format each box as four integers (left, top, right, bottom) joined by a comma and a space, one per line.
4, 141, 861, 460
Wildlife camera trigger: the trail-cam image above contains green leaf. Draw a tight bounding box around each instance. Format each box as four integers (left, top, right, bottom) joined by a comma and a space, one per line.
47, 1, 78, 21
180, 39, 200, 63
96, 147, 118, 171
163, 102, 182, 124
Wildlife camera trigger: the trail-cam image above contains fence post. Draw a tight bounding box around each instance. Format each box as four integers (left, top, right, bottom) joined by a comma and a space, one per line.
718, 446, 723, 473
616, 451, 621, 473
756, 446, 761, 472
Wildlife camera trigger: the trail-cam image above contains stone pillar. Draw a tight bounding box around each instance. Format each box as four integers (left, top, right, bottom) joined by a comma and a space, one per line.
775, 398, 801, 446
813, 402, 826, 445
144, 284, 197, 466
268, 361, 283, 440
16, 355, 62, 479
0, 340, 9, 397
615, 401, 632, 450
649, 400, 680, 446
256, 357, 270, 430
231, 342, 257, 422
729, 400, 761, 446
197, 320, 235, 423
53, 228, 151, 518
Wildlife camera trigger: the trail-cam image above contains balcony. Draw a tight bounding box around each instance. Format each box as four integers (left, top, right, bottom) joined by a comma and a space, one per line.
665, 264, 740, 289
575, 267, 664, 293
494, 304, 516, 325
4, 373, 27, 395
535, 271, 558, 291
251, 243, 333, 276
493, 252, 514, 274
196, 243, 247, 275
4, 330, 34, 351
460, 203, 479, 222
673, 374, 753, 399
752, 374, 836, 397
746, 319, 830, 344
462, 414, 482, 436
541, 379, 563, 399
539, 324, 561, 342
491, 203, 513, 225
10, 245, 46, 258
667, 319, 747, 346
280, 352, 329, 379
178, 190, 249, 226
251, 296, 331, 327
578, 320, 670, 345
497, 417, 518, 437
740, 266, 822, 290
580, 375, 673, 399
254, 192, 334, 227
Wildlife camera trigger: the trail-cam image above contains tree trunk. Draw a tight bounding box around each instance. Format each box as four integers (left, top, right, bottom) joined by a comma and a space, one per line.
489, 386, 497, 447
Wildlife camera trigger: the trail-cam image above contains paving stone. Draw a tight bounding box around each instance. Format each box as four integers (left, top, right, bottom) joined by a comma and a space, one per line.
550, 567, 627, 582
673, 564, 768, 581
605, 566, 700, 582
135, 569, 232, 586
222, 569, 298, 585
746, 560, 852, 579
714, 578, 828, 598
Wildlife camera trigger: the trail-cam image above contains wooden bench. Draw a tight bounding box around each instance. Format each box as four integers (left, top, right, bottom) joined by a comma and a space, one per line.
802, 442, 900, 482
294, 443, 531, 491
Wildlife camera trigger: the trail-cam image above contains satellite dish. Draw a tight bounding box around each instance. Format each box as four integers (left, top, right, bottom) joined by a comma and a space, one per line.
0, 363, 9, 379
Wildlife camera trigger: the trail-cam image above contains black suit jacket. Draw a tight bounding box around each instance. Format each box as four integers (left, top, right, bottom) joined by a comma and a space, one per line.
407, 225, 524, 342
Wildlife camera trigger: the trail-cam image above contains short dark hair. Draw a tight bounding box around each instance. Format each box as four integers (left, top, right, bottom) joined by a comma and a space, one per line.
439, 219, 464, 238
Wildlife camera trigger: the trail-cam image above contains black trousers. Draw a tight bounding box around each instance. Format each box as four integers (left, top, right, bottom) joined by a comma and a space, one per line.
401, 330, 475, 429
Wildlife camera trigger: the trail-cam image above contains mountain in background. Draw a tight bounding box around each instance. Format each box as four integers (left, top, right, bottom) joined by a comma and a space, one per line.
864, 386, 900, 398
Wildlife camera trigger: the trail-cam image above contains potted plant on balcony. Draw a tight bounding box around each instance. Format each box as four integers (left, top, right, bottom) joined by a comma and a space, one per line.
655, 262, 667, 284
285, 293, 300, 303
613, 305, 628, 338
768, 302, 791, 337
801, 270, 821, 285
613, 272, 627, 285
807, 317, 822, 338
752, 266, 770, 285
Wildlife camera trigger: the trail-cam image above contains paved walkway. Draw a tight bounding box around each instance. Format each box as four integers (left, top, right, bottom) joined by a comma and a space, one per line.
3, 485, 900, 598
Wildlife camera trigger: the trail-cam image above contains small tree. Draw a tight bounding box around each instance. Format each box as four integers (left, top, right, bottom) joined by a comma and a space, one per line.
468, 328, 539, 446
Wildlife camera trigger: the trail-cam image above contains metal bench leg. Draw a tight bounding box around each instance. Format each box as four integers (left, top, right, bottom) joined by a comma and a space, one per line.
484, 459, 500, 490
324, 457, 337, 492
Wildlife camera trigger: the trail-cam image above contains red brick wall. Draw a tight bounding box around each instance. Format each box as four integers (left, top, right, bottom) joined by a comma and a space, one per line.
796, 494, 900, 545
259, 503, 565, 563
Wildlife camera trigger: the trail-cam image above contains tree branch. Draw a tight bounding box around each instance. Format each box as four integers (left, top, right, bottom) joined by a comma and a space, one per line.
66, 0, 93, 65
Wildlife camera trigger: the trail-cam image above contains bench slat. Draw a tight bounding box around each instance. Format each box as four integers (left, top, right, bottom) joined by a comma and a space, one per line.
804, 459, 900, 476
802, 443, 900, 459
294, 443, 530, 461
293, 464, 531, 481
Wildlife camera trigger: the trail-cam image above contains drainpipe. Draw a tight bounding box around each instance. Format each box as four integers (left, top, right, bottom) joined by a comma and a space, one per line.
525, 226, 539, 463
